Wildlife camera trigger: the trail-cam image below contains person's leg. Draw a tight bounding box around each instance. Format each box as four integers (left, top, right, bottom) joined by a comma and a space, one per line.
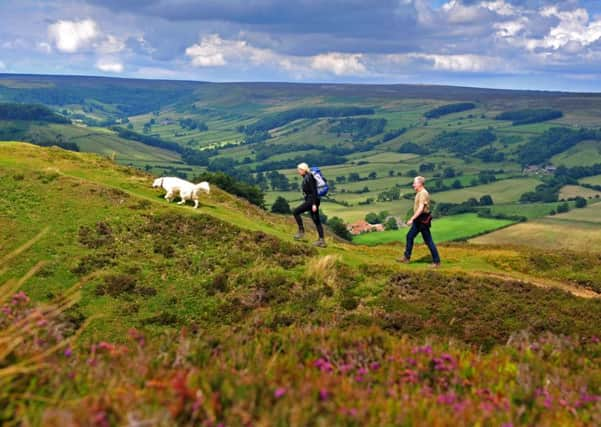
293, 201, 311, 236
419, 225, 441, 264
403, 223, 419, 260
309, 206, 324, 239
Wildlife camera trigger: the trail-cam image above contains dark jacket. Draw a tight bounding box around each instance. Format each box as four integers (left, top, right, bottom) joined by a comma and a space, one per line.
302, 172, 319, 205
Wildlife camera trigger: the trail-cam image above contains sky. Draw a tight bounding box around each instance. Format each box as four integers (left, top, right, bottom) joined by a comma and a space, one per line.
2, 0, 601, 91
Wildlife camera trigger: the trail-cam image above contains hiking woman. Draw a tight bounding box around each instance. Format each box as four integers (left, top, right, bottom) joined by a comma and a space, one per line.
293, 162, 326, 247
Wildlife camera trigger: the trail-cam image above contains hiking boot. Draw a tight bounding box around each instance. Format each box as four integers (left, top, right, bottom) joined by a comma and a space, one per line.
398, 257, 410, 264
314, 238, 327, 247
429, 262, 441, 268
293, 231, 305, 240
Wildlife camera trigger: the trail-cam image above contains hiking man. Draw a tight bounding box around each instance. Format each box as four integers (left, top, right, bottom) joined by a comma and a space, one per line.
400, 176, 440, 267
293, 162, 326, 247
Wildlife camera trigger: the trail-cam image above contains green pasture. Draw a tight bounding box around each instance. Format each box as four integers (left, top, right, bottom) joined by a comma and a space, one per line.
353, 213, 515, 246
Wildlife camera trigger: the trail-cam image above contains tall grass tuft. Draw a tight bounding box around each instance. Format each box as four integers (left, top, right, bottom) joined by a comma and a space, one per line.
0, 229, 87, 422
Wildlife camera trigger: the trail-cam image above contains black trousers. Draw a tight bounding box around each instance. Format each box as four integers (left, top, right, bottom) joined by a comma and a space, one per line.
404, 222, 440, 263
293, 200, 324, 238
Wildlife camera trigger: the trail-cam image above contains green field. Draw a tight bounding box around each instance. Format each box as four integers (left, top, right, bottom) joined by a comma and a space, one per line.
552, 200, 601, 223
353, 213, 515, 246
580, 174, 601, 186
430, 178, 540, 204
551, 140, 601, 167
472, 201, 601, 251
559, 185, 601, 200
477, 201, 577, 219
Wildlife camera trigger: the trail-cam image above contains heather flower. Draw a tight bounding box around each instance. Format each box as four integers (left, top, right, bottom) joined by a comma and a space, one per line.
97, 341, 114, 351
11, 291, 30, 305
92, 410, 109, 427
369, 362, 380, 371
402, 369, 418, 384
405, 357, 417, 366
64, 347, 73, 357
128, 328, 146, 346
479, 402, 495, 413
437, 391, 457, 405
440, 353, 454, 364
453, 399, 470, 413
319, 389, 330, 401
274, 387, 287, 399
340, 407, 358, 417
314, 358, 333, 373
339, 363, 353, 374
412, 345, 432, 355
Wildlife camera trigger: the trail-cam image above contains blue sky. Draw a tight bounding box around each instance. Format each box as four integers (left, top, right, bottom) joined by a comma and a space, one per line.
1, 0, 601, 91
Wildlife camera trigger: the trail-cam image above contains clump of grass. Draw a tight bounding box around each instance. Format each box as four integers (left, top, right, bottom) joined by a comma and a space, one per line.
78, 222, 114, 249
0, 230, 84, 421
487, 249, 601, 293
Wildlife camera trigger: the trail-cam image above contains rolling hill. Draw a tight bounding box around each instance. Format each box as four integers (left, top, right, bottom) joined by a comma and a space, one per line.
2, 74, 601, 249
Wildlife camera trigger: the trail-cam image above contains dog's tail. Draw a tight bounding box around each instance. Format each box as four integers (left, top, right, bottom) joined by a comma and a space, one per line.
194, 181, 210, 194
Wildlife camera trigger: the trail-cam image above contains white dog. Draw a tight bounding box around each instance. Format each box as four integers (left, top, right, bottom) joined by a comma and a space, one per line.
152, 176, 210, 209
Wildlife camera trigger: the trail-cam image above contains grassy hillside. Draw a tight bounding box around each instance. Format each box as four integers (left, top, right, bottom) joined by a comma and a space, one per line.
1, 143, 601, 424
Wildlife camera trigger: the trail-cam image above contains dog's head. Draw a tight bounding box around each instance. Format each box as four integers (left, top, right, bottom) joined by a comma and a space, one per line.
194, 181, 210, 195
152, 177, 163, 188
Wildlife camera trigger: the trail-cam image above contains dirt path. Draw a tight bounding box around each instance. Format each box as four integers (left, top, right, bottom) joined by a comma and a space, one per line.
468, 271, 601, 299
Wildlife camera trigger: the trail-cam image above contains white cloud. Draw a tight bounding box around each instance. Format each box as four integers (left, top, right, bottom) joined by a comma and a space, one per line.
410, 53, 502, 72
186, 34, 279, 67
0, 61, 5, 70
310, 53, 366, 75
96, 58, 124, 73
441, 0, 487, 24
186, 36, 228, 66
97, 34, 125, 54
48, 19, 99, 53
526, 7, 601, 51
494, 18, 526, 38
481, 0, 516, 17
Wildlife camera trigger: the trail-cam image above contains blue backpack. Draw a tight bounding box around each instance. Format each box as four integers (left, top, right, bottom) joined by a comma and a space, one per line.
310, 166, 329, 197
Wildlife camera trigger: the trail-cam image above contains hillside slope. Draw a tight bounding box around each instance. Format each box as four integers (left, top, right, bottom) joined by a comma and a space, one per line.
2, 142, 600, 330
2, 143, 601, 425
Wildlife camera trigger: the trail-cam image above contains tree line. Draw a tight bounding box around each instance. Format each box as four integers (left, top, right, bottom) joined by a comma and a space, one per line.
328, 118, 387, 141
240, 106, 375, 135
424, 103, 476, 119
430, 129, 496, 155
518, 127, 601, 166
0, 103, 69, 123
495, 109, 563, 126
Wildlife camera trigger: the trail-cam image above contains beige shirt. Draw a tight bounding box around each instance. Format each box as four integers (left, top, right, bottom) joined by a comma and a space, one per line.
414, 189, 430, 214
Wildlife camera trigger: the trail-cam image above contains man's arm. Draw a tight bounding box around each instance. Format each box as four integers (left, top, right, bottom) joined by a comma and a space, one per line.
407, 202, 424, 225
